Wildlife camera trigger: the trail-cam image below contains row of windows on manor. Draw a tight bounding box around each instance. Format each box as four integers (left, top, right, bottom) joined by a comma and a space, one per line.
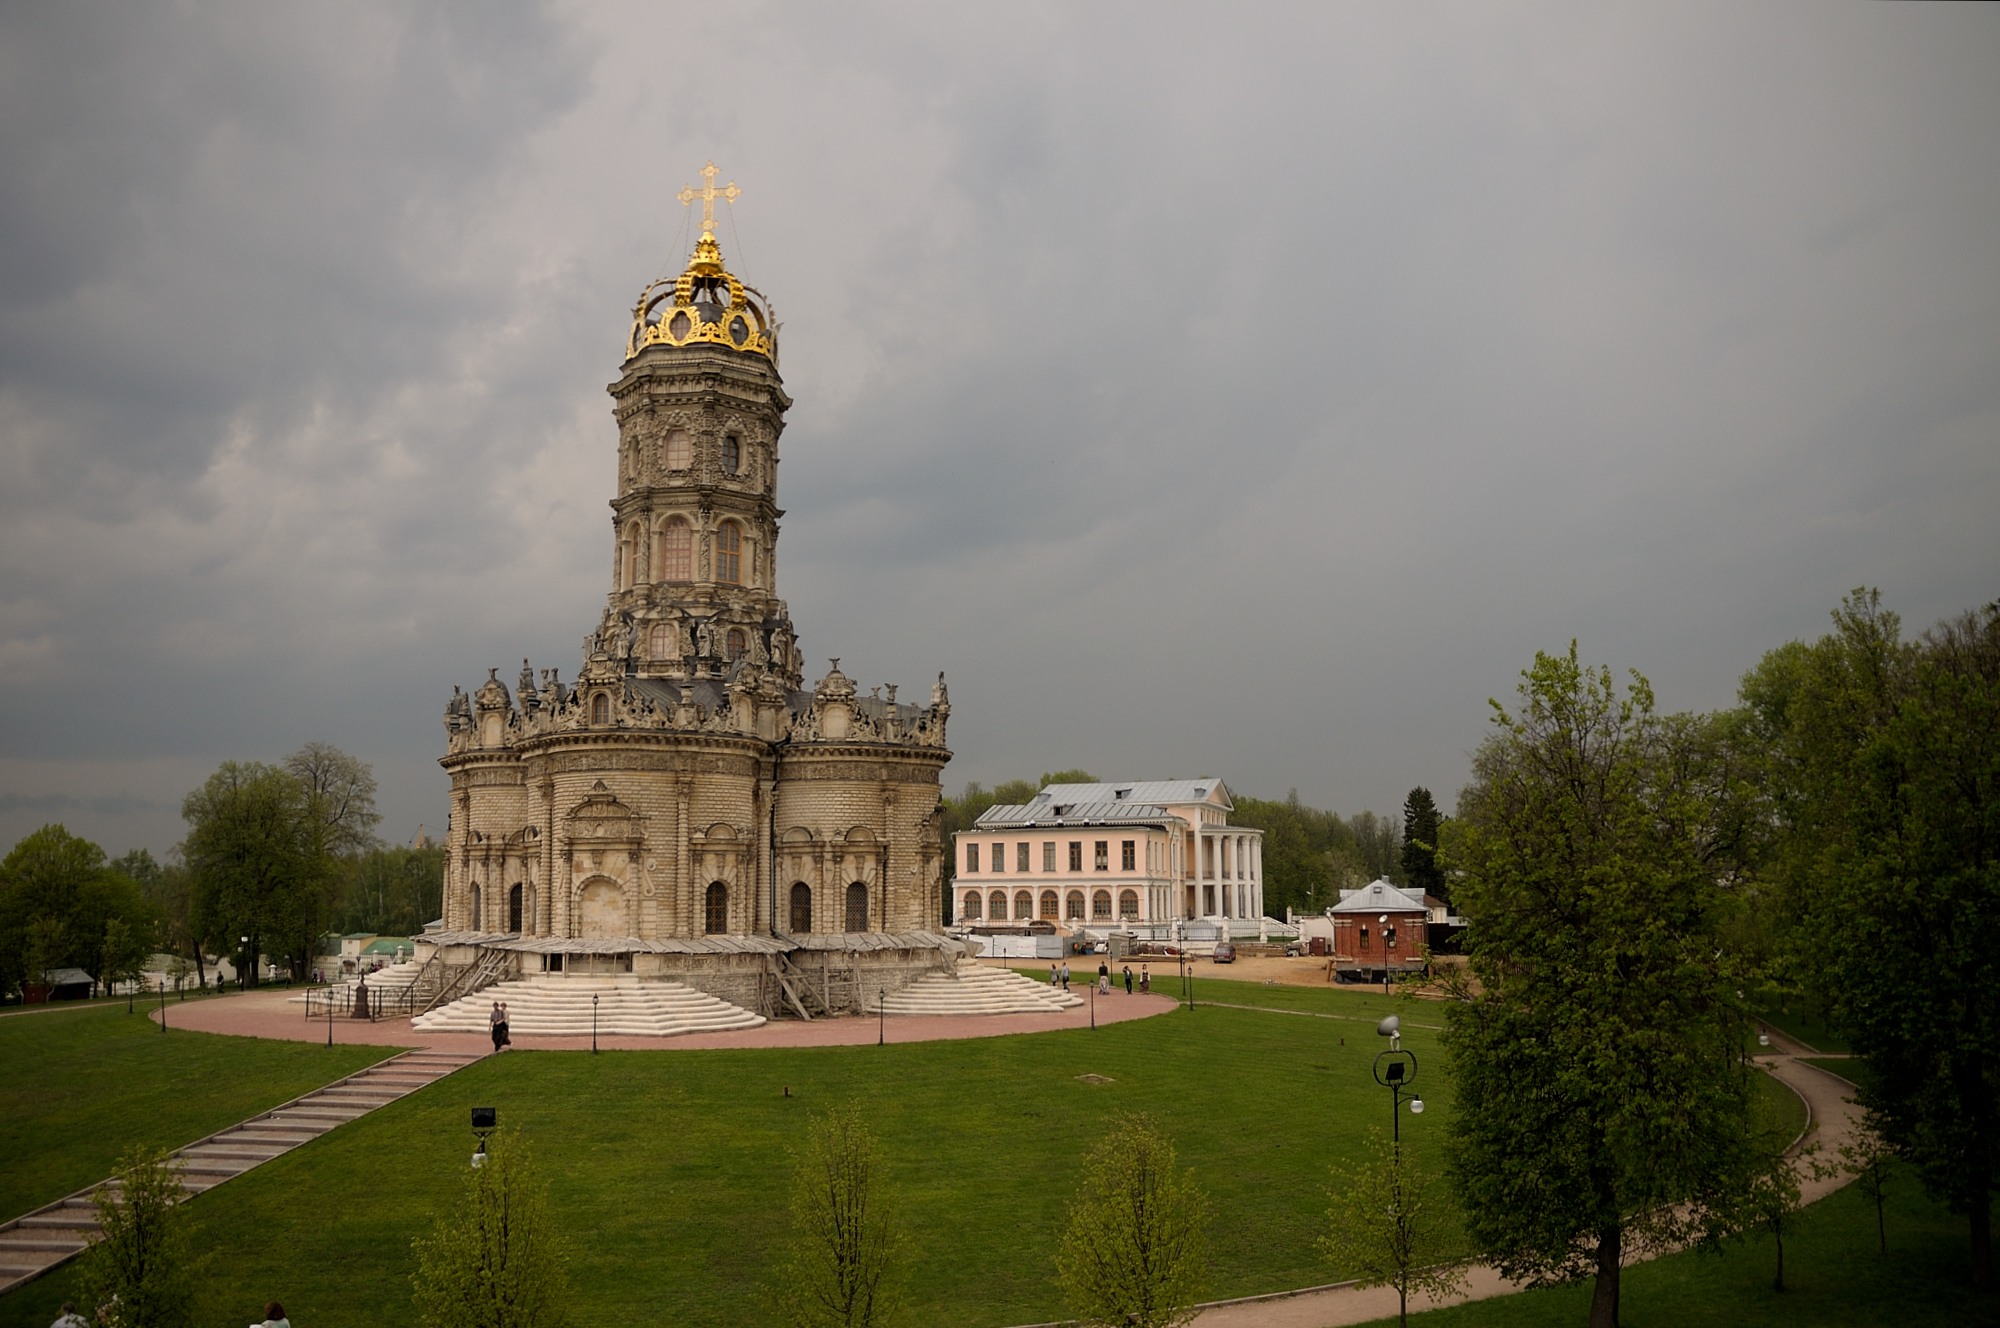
468, 880, 873, 934
618, 518, 748, 589
965, 839, 1152, 874
963, 887, 1140, 923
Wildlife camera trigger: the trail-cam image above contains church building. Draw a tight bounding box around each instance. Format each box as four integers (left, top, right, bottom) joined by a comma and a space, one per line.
427, 169, 956, 1018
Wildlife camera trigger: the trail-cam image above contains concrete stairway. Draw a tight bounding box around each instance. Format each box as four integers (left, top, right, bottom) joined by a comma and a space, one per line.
875, 962, 1084, 1016
411, 975, 765, 1037
0, 1049, 481, 1296
286, 959, 425, 1011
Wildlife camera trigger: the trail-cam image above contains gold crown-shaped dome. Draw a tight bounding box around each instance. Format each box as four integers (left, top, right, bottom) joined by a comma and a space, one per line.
625, 229, 776, 363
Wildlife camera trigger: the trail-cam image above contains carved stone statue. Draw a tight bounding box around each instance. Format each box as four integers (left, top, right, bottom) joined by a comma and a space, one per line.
695, 618, 715, 658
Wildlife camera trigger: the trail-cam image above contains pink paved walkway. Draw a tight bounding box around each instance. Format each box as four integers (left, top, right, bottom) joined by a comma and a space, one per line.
155, 983, 1176, 1051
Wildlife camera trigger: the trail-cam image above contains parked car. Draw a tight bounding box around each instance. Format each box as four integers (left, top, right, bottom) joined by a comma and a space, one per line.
1212, 941, 1237, 964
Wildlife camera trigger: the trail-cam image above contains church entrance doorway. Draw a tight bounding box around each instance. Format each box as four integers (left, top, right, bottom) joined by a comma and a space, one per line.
578, 879, 625, 938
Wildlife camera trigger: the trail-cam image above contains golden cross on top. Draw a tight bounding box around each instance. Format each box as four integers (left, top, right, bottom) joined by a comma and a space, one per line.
677, 161, 740, 234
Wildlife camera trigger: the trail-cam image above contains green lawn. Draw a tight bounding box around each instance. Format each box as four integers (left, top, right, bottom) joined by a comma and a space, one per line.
1802, 1057, 1859, 1085
1, 997, 1443, 1328
1753, 1003, 1852, 1055
1357, 1180, 1992, 1327
0, 1001, 394, 1223
0, 985, 1829, 1328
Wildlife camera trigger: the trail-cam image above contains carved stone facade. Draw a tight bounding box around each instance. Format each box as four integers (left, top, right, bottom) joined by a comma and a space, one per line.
438, 218, 953, 991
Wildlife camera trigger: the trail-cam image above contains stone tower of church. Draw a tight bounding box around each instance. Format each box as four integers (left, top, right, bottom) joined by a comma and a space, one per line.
435, 171, 954, 1012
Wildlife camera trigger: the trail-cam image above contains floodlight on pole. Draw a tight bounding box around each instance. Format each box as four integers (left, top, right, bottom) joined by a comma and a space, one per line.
1373, 1015, 1420, 1145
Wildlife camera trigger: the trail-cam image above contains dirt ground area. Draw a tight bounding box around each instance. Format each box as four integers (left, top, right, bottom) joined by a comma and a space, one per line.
980, 951, 1439, 993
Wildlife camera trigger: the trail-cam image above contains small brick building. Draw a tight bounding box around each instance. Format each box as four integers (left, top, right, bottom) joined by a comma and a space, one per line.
1328, 878, 1429, 982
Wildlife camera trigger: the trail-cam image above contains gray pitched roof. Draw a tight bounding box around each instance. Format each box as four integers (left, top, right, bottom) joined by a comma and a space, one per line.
1035, 779, 1230, 809
973, 800, 1177, 829
1331, 879, 1428, 914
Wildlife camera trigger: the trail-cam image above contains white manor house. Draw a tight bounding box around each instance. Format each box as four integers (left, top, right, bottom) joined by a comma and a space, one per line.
421, 177, 961, 1021
955, 779, 1265, 936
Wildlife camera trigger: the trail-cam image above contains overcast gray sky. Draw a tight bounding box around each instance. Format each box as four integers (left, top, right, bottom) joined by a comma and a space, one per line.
2, 2, 1994, 860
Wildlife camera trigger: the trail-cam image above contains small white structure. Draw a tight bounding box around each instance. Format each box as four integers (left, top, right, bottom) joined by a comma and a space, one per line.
954, 779, 1264, 933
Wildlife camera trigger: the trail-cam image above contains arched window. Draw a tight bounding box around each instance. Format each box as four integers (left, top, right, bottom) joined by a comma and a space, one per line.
591, 692, 611, 725
1039, 890, 1059, 920
789, 882, 812, 933
508, 883, 523, 933
961, 892, 981, 921
656, 518, 692, 582
989, 891, 1007, 921
1014, 890, 1032, 921
1118, 889, 1139, 920
722, 434, 741, 475
705, 882, 728, 935
727, 628, 747, 661
724, 520, 748, 580
1092, 890, 1112, 920
1065, 891, 1084, 921
470, 883, 482, 928
664, 428, 691, 470
622, 521, 642, 587
649, 624, 672, 656
845, 881, 869, 932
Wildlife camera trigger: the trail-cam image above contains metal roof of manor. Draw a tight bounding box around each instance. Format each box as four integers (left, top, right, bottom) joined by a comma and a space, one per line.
973, 800, 1179, 830
1035, 779, 1229, 808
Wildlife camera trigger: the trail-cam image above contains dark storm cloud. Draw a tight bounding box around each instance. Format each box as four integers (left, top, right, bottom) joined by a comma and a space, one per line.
2, 2, 1995, 858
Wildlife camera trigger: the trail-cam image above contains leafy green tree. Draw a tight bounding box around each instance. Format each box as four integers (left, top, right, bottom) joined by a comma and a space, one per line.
1349, 809, 1401, 884
1231, 791, 1378, 917
1400, 788, 1445, 903
99, 917, 149, 998
1321, 1129, 1465, 1327
337, 844, 447, 935
1445, 645, 1759, 1328
412, 1129, 571, 1328
181, 762, 312, 987
0, 826, 157, 995
775, 1105, 902, 1328
1055, 1113, 1209, 1328
78, 1146, 193, 1328
1741, 592, 2000, 1285
1839, 1113, 1898, 1256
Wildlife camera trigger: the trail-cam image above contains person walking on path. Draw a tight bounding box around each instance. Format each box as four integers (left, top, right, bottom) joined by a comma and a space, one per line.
1058, 960, 1070, 991
1139, 965, 1150, 994
1122, 965, 1133, 995
50, 1302, 87, 1328
251, 1301, 291, 1328
1097, 961, 1110, 995
488, 1000, 509, 1053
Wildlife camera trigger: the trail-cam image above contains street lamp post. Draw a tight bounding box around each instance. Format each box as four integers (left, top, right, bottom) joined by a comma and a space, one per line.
878, 988, 886, 1046
592, 992, 599, 1055
471, 1106, 496, 1168
1090, 977, 1096, 1031
158, 978, 166, 1033
1372, 1015, 1424, 1146
240, 936, 250, 991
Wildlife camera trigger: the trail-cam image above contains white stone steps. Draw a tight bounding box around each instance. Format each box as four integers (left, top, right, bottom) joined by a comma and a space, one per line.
875, 963, 1085, 1016
412, 976, 764, 1038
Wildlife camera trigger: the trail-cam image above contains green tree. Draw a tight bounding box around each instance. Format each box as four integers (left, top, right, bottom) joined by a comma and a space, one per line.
99, 916, 149, 999
0, 826, 156, 995
412, 1129, 571, 1328
775, 1105, 902, 1328
1742, 592, 2000, 1285
1231, 791, 1378, 918
1838, 1113, 1898, 1256
1400, 788, 1445, 903
1349, 809, 1401, 884
1054, 1113, 1209, 1328
77, 1146, 193, 1328
180, 762, 312, 987
1320, 1129, 1465, 1328
1445, 645, 1758, 1328
337, 844, 447, 935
